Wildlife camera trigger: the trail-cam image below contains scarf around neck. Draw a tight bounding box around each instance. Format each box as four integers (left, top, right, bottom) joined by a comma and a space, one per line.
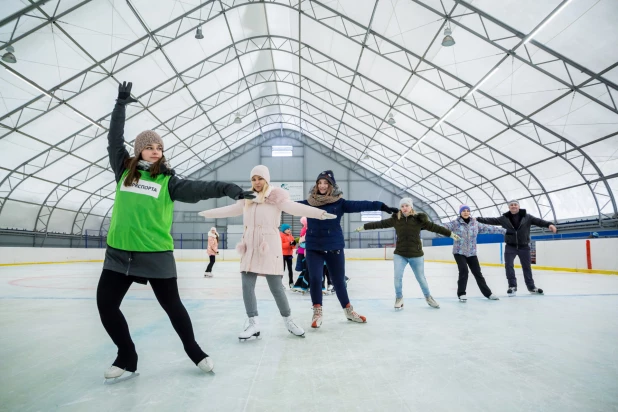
307, 184, 343, 207
137, 159, 173, 174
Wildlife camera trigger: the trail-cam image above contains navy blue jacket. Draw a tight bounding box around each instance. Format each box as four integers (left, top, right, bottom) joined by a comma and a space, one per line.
297, 198, 384, 251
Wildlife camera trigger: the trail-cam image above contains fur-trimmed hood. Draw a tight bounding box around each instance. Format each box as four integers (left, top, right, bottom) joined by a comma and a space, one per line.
251, 187, 290, 205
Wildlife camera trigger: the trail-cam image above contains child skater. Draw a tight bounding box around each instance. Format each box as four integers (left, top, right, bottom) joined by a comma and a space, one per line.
204, 227, 219, 277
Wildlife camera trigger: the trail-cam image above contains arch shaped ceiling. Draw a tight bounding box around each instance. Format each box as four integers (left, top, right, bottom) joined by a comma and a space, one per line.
0, 0, 617, 235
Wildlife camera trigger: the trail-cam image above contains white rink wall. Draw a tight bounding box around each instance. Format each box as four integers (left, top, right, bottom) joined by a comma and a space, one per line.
0, 238, 617, 272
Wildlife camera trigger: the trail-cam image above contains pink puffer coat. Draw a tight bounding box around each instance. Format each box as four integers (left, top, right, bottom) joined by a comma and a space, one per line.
207, 233, 218, 256
199, 187, 325, 276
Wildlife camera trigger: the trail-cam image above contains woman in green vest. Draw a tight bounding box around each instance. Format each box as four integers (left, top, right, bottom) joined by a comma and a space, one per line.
97, 82, 254, 384
355, 198, 460, 310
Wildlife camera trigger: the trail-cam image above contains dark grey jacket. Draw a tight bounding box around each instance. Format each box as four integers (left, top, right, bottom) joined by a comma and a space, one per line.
476, 209, 553, 247
103, 102, 243, 279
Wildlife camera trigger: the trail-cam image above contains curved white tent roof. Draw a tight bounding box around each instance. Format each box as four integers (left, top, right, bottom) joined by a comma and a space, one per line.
0, 0, 617, 236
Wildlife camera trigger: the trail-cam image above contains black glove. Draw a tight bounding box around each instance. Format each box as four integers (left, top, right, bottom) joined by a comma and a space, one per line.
291, 240, 297, 246
381, 203, 399, 214
117, 81, 138, 105
233, 190, 256, 200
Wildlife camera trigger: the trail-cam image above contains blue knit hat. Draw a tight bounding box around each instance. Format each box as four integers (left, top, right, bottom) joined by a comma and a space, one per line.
459, 205, 470, 215
280, 224, 291, 232
316, 170, 336, 186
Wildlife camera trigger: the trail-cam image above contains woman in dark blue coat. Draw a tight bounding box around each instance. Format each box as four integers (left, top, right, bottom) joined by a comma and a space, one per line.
298, 170, 398, 328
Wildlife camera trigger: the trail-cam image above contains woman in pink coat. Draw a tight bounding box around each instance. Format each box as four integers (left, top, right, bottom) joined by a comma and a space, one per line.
199, 165, 335, 340
204, 227, 219, 278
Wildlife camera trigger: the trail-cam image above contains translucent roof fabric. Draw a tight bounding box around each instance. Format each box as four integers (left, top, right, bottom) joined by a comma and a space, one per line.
0, 0, 617, 235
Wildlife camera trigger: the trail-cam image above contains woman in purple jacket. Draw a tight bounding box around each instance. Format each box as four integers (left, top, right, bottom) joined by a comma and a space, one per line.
442, 205, 505, 302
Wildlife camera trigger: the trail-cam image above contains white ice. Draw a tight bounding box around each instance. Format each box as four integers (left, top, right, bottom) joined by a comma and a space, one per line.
1, 260, 617, 412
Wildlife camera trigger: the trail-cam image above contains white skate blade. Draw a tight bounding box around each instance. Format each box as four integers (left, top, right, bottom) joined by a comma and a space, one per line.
104, 372, 139, 385
288, 330, 305, 338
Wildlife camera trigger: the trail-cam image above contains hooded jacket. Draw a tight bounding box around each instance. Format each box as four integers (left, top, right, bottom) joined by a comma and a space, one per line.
280, 231, 296, 256
199, 187, 325, 275
207, 231, 219, 256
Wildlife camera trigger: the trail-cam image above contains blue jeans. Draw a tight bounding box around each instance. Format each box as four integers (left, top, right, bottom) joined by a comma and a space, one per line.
393, 254, 430, 298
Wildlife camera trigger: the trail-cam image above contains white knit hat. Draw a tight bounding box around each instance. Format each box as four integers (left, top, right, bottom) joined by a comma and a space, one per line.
250, 165, 271, 184
399, 197, 414, 208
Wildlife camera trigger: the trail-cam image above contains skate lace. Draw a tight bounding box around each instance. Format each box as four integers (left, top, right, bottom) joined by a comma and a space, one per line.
345, 306, 359, 318
312, 306, 322, 319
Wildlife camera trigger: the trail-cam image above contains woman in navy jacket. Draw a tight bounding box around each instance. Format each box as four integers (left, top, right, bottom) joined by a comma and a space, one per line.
298, 170, 398, 328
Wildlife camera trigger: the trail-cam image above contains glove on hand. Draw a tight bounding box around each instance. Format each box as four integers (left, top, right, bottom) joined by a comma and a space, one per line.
117, 81, 138, 105
355, 226, 365, 232
321, 212, 337, 220
450, 233, 461, 241
380, 203, 399, 214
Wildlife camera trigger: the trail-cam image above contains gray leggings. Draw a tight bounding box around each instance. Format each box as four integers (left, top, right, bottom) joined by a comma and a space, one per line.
241, 272, 291, 318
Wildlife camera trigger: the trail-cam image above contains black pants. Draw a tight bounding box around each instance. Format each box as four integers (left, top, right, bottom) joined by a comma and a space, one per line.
96, 270, 207, 371
206, 255, 215, 273
283, 255, 294, 284
504, 245, 535, 289
454, 254, 492, 298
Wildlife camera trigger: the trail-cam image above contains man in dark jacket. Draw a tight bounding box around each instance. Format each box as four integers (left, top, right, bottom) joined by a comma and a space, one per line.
477, 200, 557, 296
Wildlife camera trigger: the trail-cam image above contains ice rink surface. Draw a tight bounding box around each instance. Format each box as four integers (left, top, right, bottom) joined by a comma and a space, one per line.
1, 259, 617, 412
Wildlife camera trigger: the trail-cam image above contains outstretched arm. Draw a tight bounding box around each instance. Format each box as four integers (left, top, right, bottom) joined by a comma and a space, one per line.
421, 220, 452, 237
442, 221, 456, 231
477, 221, 506, 235
169, 177, 249, 203
363, 217, 396, 230
198, 200, 244, 218
529, 215, 557, 233
279, 201, 326, 219
476, 216, 504, 226
342, 199, 389, 214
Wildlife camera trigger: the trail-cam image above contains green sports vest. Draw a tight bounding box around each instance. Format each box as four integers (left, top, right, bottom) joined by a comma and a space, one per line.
107, 170, 174, 252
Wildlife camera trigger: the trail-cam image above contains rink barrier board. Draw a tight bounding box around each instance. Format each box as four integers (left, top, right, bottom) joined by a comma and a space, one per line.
1, 257, 617, 275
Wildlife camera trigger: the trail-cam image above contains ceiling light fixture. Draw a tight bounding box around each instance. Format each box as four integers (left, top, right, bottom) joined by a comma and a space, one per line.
441, 27, 455, 47
233, 112, 242, 124
522, 0, 573, 45
2, 46, 16, 63
387, 113, 396, 125
195, 26, 204, 40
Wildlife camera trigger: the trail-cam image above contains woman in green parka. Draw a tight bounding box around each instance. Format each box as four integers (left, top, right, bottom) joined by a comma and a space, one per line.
356, 198, 460, 310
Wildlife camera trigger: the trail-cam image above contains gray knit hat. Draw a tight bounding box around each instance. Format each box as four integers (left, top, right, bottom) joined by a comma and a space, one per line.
134, 130, 164, 157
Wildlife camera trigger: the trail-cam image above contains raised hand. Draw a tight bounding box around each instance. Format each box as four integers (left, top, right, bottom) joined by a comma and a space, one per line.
117, 81, 138, 104
450, 232, 461, 241
355, 226, 365, 232
321, 212, 337, 220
